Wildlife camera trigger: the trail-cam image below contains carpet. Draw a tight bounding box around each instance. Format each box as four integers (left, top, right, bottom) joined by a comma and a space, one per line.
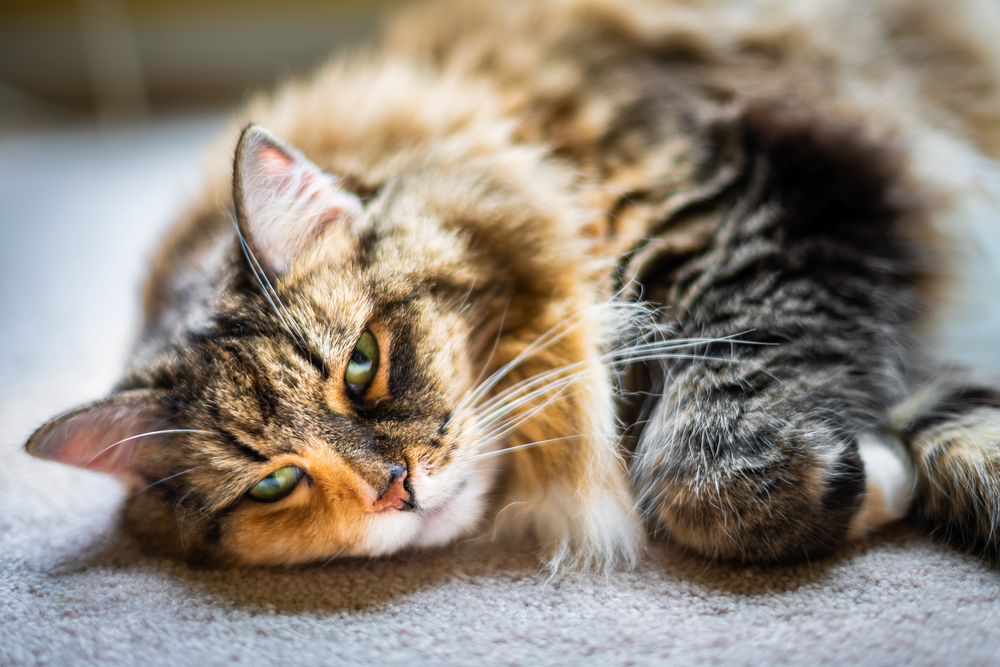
1, 116, 998, 667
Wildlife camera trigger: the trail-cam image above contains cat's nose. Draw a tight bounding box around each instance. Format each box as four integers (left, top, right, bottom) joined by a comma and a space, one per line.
371, 467, 415, 512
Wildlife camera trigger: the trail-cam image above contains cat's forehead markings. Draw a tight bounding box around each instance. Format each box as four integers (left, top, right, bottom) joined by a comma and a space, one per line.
288, 341, 328, 378
353, 227, 380, 267
218, 429, 270, 463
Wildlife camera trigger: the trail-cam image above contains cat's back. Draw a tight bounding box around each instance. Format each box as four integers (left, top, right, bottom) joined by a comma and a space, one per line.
144, 0, 1000, 367
384, 0, 1000, 367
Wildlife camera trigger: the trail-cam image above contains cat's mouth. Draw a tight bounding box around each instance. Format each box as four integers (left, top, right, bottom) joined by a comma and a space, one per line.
419, 479, 467, 516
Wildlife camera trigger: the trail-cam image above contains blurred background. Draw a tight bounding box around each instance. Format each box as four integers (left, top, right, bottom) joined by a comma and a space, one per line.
1, 0, 997, 410
0, 0, 410, 424
1, 0, 411, 129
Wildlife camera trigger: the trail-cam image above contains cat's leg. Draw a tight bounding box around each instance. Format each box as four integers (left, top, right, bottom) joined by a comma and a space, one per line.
890, 382, 1000, 556
628, 324, 896, 561
485, 311, 644, 574
626, 109, 925, 562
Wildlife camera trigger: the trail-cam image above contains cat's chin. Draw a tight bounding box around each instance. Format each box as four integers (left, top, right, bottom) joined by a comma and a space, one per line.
411, 480, 491, 550
365, 462, 496, 555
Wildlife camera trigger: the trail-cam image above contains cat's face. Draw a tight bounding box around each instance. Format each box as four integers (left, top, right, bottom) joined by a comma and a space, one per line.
141, 235, 494, 565
157, 266, 494, 565
27, 120, 600, 566
26, 125, 566, 566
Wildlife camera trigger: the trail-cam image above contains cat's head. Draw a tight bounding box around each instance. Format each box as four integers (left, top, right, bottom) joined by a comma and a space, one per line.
26, 124, 597, 567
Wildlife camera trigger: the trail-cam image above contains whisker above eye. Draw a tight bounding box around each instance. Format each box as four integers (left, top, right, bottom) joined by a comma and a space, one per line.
85, 429, 220, 468
232, 216, 312, 356
174, 485, 201, 509
128, 465, 209, 498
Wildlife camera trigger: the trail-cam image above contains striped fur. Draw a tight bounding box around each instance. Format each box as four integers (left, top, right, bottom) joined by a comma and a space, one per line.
25, 0, 1000, 569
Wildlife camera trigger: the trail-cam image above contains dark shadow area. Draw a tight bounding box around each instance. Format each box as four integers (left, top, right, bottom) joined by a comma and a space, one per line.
42, 515, 546, 613
636, 522, 974, 596
40, 506, 973, 616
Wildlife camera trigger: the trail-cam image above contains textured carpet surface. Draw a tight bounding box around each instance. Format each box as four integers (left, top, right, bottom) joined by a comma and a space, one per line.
1, 118, 999, 667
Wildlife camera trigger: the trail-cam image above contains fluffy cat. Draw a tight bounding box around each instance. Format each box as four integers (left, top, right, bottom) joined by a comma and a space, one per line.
26, 0, 1000, 571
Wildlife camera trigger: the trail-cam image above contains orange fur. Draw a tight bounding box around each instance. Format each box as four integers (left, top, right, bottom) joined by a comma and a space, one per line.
25, 0, 1000, 571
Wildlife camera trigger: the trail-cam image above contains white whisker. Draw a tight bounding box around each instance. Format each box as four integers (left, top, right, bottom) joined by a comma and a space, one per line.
128, 465, 209, 498
457, 301, 609, 416
474, 382, 596, 449
448, 297, 512, 427
174, 485, 201, 509
470, 435, 594, 460
458, 289, 768, 463
475, 369, 593, 430
85, 429, 218, 467
232, 216, 310, 351
474, 338, 724, 417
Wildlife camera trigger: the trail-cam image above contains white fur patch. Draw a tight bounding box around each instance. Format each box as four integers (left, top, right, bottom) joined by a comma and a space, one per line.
848, 430, 916, 540
515, 480, 642, 576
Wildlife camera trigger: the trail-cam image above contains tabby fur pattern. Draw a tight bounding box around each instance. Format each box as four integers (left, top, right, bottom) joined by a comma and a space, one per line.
26, 0, 1000, 570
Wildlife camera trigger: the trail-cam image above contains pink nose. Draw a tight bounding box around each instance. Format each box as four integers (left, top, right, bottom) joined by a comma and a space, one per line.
371, 469, 414, 512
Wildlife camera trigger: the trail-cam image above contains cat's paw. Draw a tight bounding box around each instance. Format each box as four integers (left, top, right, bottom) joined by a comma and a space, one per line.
908, 405, 1000, 557
495, 480, 643, 575
632, 414, 869, 562
540, 485, 644, 576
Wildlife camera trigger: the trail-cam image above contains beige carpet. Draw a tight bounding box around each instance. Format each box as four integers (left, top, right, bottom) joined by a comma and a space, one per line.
1, 117, 999, 667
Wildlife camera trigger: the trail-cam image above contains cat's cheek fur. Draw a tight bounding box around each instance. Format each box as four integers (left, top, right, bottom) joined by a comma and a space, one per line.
212, 444, 495, 565
223, 501, 431, 566
224, 498, 369, 566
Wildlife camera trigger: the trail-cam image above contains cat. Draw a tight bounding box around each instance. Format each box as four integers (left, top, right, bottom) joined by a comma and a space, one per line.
25, 0, 1000, 571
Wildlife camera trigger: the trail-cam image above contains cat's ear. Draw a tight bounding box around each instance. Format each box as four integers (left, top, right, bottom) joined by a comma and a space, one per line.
232, 124, 363, 277
25, 390, 171, 482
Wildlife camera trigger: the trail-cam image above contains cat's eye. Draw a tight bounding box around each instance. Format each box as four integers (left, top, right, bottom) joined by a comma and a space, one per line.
345, 330, 380, 392
247, 466, 304, 503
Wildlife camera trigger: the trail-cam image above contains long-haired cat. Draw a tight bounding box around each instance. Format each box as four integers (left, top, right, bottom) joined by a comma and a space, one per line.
25, 0, 1000, 571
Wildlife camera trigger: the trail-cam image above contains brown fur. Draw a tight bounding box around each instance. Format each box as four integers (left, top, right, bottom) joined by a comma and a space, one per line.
25, 0, 1000, 569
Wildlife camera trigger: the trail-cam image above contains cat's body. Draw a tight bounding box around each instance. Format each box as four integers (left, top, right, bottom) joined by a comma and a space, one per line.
27, 0, 1000, 570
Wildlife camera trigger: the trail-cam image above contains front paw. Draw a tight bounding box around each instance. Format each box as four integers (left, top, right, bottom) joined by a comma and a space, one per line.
532, 482, 644, 575
632, 416, 867, 562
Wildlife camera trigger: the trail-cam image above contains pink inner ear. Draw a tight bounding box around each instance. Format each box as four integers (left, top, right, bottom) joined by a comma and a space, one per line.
59, 424, 136, 474
257, 145, 294, 173
44, 415, 148, 477
27, 394, 166, 481
252, 145, 325, 206
235, 126, 364, 276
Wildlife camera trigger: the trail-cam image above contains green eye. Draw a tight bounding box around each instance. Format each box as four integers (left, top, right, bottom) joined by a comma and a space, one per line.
247, 466, 304, 503
345, 330, 379, 391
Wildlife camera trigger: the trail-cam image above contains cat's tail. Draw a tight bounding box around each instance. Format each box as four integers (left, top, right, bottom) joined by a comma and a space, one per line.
889, 377, 1000, 559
